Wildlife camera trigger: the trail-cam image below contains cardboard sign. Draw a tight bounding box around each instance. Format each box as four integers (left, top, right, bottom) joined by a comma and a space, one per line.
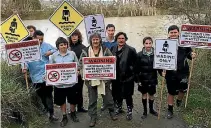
84, 14, 106, 41
153, 39, 178, 70
49, 1, 84, 36
5, 40, 41, 65
46, 63, 78, 85
1, 14, 29, 44
180, 24, 211, 48
82, 56, 116, 80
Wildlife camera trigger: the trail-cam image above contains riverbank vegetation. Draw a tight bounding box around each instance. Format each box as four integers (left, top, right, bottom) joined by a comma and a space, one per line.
1, 61, 48, 128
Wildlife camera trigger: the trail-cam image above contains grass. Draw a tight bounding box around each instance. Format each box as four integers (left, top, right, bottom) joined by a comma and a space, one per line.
1, 60, 48, 128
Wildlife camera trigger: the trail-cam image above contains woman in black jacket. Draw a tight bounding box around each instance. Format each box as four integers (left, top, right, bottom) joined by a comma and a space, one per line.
135, 37, 160, 119
68, 29, 87, 112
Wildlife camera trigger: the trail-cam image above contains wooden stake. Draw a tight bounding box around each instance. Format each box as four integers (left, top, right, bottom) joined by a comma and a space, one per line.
24, 63, 29, 90
185, 57, 195, 108
158, 70, 166, 120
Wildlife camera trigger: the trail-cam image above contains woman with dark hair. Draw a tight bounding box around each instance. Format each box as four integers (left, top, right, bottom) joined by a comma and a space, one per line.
68, 29, 87, 112
79, 33, 117, 127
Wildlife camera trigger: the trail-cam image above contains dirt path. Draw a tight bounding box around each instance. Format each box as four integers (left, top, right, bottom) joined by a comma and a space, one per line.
48, 84, 188, 128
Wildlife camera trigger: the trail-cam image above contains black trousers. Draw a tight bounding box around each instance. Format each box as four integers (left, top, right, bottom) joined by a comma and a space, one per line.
75, 75, 84, 108
112, 80, 134, 107
34, 82, 54, 115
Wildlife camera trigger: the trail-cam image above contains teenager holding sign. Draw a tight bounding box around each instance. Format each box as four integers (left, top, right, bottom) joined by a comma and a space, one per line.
165, 25, 196, 119
49, 37, 79, 127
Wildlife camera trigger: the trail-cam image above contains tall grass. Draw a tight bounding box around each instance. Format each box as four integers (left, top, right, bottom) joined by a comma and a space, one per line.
1, 60, 48, 128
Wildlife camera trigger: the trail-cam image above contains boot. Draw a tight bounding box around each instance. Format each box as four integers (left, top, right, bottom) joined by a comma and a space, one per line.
60, 115, 68, 127
109, 109, 118, 121
167, 105, 173, 119
115, 102, 123, 115
89, 117, 96, 127
70, 111, 79, 122
141, 99, 147, 119
149, 99, 158, 116
126, 106, 133, 120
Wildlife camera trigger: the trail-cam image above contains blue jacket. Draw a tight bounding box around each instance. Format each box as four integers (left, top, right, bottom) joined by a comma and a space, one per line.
24, 42, 56, 83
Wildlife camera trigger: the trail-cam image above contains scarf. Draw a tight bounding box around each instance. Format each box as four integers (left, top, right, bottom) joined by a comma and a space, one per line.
88, 46, 106, 95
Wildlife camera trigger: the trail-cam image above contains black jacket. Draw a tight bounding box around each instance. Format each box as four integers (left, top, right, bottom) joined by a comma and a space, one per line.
166, 46, 192, 79
70, 42, 86, 59
111, 44, 137, 82
135, 48, 159, 86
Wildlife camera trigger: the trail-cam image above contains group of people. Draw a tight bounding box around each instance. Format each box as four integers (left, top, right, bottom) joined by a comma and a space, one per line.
22, 24, 196, 127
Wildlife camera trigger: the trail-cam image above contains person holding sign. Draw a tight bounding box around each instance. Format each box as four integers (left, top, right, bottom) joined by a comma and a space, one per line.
68, 29, 88, 113
165, 25, 196, 119
79, 33, 117, 127
49, 37, 79, 127
110, 32, 137, 120
135, 37, 161, 119
22, 30, 58, 122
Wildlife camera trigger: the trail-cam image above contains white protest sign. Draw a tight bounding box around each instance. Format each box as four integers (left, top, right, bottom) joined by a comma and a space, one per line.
46, 63, 78, 85
84, 14, 106, 41
153, 39, 178, 70
180, 24, 211, 49
5, 40, 41, 65
83, 56, 116, 80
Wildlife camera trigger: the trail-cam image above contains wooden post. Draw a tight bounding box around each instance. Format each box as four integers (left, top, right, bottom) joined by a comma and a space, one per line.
24, 63, 29, 90
185, 56, 195, 108
158, 70, 166, 120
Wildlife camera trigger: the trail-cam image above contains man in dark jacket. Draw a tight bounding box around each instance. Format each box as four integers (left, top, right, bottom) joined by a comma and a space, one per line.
165, 25, 196, 119
110, 32, 137, 120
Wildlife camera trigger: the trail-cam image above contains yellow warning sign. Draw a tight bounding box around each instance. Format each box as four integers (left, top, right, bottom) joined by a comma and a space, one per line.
1, 14, 29, 44
49, 1, 84, 36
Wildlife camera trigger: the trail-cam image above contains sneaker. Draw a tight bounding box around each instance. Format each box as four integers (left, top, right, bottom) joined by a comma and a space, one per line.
167, 110, 173, 119
60, 115, 68, 127
49, 115, 59, 122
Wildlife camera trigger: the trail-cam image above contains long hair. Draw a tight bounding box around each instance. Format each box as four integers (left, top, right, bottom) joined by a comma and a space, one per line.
68, 29, 83, 45
89, 33, 103, 47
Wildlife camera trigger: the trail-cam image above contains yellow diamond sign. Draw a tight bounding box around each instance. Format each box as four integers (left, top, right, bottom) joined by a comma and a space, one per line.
1, 14, 29, 44
49, 1, 84, 36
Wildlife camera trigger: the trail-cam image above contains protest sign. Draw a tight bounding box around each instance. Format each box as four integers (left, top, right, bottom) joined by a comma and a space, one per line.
46, 63, 78, 85
180, 24, 211, 48
84, 14, 106, 41
5, 40, 41, 65
83, 56, 116, 80
153, 39, 178, 70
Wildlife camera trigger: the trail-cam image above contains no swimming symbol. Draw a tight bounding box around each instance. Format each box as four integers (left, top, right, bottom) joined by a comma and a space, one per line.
48, 71, 60, 82
9, 50, 22, 61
